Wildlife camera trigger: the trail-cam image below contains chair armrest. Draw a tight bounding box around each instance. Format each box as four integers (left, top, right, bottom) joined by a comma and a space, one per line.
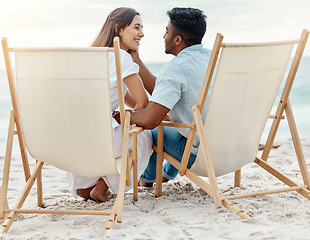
159, 121, 193, 128
129, 126, 144, 135
269, 114, 285, 119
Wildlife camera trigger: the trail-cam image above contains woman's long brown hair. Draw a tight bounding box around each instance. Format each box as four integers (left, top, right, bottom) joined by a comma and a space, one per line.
91, 7, 140, 47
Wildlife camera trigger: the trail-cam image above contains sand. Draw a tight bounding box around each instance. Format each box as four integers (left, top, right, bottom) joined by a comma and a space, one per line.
0, 138, 310, 240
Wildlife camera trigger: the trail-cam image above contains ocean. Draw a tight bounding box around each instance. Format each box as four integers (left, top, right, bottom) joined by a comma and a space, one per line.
0, 57, 309, 156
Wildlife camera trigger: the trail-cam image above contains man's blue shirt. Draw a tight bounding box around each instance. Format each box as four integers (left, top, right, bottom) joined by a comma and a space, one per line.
150, 44, 211, 154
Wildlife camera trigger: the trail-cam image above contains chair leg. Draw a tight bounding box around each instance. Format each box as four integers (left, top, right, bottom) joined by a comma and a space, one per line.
285, 101, 310, 188
116, 151, 127, 223
132, 133, 138, 201
0, 161, 44, 233
36, 160, 43, 207
0, 111, 15, 221
116, 112, 130, 223
0, 189, 9, 223
104, 195, 119, 236
193, 106, 222, 208
155, 125, 164, 198
126, 155, 132, 187
234, 169, 241, 188
222, 199, 251, 219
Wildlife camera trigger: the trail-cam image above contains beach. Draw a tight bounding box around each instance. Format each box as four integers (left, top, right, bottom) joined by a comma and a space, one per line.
0, 52, 309, 240
0, 137, 309, 240
1, 1, 310, 238
0, 57, 310, 239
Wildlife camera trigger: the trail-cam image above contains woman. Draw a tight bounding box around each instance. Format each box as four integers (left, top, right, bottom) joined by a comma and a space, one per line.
66, 7, 153, 202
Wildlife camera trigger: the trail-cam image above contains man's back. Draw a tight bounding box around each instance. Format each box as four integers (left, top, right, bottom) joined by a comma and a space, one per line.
150, 44, 211, 152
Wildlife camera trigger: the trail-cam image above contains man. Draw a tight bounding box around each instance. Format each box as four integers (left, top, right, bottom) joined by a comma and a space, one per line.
129, 7, 211, 186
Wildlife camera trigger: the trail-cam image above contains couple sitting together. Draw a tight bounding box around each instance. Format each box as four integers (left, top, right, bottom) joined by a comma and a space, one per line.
66, 6, 211, 202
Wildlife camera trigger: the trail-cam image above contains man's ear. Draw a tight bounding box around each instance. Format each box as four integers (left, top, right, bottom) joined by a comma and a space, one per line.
174, 35, 183, 46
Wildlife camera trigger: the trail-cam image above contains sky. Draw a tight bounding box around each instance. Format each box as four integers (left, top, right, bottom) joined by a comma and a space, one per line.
0, 0, 310, 68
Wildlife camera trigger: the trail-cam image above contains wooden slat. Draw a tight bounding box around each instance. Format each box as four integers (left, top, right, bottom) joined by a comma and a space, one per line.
129, 126, 144, 135
114, 37, 125, 135
234, 169, 241, 188
192, 105, 222, 208
116, 112, 130, 223
285, 100, 310, 188
224, 185, 307, 200
0, 111, 15, 220
126, 155, 132, 187
132, 126, 138, 201
159, 121, 192, 128
0, 161, 44, 233
4, 209, 113, 215
11, 47, 110, 52
155, 125, 164, 197
1, 37, 30, 181
255, 158, 310, 200
269, 114, 285, 119
222, 39, 299, 47
221, 199, 251, 219
197, 33, 223, 110
36, 160, 43, 208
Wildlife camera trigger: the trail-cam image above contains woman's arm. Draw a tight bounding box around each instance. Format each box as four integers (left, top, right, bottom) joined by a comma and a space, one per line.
124, 90, 136, 109
123, 73, 148, 110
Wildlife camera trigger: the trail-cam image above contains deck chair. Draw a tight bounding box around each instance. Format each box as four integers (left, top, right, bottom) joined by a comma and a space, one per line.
154, 29, 310, 218
0, 36, 142, 235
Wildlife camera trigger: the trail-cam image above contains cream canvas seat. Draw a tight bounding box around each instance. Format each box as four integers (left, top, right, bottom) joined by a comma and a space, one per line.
154, 29, 310, 218
0, 37, 142, 235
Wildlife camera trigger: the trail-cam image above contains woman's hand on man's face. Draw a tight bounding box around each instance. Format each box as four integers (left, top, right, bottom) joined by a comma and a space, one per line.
128, 49, 140, 63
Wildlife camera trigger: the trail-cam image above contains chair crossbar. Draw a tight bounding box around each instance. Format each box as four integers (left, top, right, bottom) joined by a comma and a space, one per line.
223, 185, 308, 200
9, 47, 114, 52
4, 209, 114, 216
222, 39, 299, 48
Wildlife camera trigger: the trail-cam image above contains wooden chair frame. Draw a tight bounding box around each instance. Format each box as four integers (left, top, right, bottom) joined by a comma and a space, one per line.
154, 29, 310, 219
0, 37, 141, 235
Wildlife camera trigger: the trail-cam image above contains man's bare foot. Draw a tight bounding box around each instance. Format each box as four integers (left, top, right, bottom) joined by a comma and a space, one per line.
77, 186, 95, 201
258, 144, 280, 151
138, 179, 153, 187
90, 179, 109, 203
162, 176, 169, 183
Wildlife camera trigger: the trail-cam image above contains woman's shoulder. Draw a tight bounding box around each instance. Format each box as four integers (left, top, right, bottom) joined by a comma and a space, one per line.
119, 49, 134, 62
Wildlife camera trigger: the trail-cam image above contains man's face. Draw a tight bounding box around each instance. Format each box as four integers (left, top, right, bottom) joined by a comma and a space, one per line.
163, 21, 176, 55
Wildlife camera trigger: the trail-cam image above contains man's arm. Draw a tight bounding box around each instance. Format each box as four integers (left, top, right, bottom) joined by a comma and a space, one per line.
129, 50, 156, 95
129, 101, 170, 129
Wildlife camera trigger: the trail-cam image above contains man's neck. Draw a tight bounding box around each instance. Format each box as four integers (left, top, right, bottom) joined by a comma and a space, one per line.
174, 45, 188, 56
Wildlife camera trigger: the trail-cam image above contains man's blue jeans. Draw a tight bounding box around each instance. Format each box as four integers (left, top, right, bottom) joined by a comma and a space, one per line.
140, 127, 197, 183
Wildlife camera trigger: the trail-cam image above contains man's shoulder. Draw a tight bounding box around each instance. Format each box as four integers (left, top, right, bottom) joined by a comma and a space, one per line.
175, 46, 210, 62
158, 46, 211, 79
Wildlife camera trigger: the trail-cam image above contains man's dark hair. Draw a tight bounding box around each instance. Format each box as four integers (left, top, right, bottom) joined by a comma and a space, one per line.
167, 7, 207, 46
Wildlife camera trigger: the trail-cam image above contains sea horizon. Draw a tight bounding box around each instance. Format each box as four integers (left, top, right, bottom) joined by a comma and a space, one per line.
0, 56, 309, 156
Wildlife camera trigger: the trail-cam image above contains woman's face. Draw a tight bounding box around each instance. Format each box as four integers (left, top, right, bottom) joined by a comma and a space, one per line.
119, 15, 144, 51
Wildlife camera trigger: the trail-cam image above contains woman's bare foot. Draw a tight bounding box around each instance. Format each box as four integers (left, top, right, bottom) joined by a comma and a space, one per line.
138, 179, 154, 187
77, 186, 95, 201
90, 179, 109, 203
